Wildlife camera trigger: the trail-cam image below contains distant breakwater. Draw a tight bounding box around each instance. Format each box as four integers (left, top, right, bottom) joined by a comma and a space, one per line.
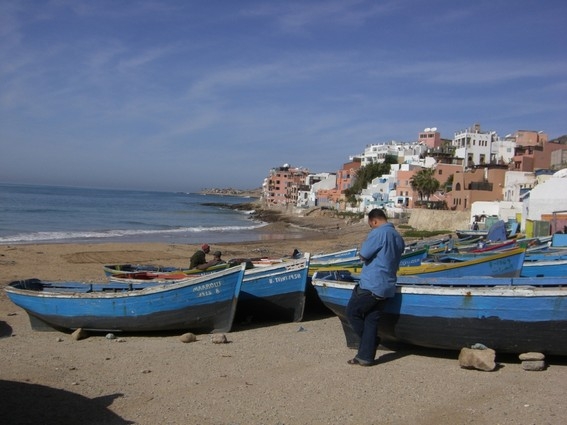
200, 188, 262, 198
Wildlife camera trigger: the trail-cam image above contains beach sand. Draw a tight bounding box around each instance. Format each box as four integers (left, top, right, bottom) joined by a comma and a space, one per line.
1, 219, 566, 424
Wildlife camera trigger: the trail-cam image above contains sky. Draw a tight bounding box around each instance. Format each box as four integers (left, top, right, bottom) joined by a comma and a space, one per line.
1, 0, 566, 193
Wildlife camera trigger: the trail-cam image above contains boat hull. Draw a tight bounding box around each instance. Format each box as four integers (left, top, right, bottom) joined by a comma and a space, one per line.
309, 248, 429, 276
107, 255, 311, 323
6, 266, 245, 333
521, 259, 567, 277
313, 275, 567, 355
103, 262, 229, 277
312, 248, 358, 261
312, 247, 526, 278
237, 254, 310, 322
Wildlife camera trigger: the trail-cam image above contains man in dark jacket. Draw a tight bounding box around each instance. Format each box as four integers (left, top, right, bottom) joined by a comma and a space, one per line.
190, 243, 210, 269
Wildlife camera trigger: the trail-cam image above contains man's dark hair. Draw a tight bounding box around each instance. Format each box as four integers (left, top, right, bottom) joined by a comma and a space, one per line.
368, 208, 387, 220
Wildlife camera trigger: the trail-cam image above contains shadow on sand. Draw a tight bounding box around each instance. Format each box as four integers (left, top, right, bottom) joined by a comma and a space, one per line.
0, 381, 133, 425
0, 321, 13, 338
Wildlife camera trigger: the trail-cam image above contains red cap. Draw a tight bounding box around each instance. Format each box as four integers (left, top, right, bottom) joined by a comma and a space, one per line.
202, 244, 210, 250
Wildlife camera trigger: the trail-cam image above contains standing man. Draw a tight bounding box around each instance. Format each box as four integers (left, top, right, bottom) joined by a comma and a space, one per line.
190, 243, 210, 269
346, 208, 405, 366
445, 234, 455, 253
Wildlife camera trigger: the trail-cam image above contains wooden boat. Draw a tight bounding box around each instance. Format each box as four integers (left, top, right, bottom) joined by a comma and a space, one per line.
429, 247, 567, 278
433, 247, 567, 264
237, 253, 311, 322
102, 262, 230, 277
5, 265, 246, 333
312, 247, 526, 278
108, 254, 312, 323
399, 247, 429, 267
312, 248, 358, 261
455, 229, 488, 239
312, 272, 567, 355
521, 258, 567, 278
308, 247, 429, 276
308, 255, 362, 276
468, 239, 517, 253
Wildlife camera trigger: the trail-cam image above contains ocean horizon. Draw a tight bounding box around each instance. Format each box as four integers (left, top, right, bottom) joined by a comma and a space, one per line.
0, 183, 272, 245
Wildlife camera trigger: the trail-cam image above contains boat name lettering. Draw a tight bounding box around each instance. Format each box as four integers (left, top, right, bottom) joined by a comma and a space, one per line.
193, 281, 222, 292
489, 258, 513, 274
269, 273, 302, 284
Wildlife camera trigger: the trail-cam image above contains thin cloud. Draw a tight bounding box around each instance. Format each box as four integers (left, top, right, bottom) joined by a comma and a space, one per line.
242, 0, 401, 31
1, 0, 565, 191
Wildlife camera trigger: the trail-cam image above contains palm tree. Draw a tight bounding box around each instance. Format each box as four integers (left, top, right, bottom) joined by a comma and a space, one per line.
410, 168, 440, 201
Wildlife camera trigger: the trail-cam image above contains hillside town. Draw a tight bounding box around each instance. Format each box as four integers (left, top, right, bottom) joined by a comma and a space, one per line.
261, 124, 567, 237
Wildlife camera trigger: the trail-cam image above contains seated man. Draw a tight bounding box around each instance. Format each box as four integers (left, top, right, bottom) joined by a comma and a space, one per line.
196, 251, 225, 270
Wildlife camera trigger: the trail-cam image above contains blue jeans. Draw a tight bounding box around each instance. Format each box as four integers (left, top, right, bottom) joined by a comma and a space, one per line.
346, 285, 384, 363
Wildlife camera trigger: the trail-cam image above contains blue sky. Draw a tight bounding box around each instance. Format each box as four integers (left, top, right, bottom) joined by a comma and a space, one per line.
1, 0, 566, 193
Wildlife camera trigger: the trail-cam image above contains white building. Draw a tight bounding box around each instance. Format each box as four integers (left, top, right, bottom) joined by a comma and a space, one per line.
491, 136, 516, 165
358, 141, 427, 166
522, 169, 567, 231
356, 164, 418, 213
297, 173, 336, 207
503, 171, 536, 202
453, 123, 495, 168
470, 201, 523, 227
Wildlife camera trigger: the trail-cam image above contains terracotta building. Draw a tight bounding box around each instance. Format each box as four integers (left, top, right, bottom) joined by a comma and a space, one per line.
513, 130, 548, 147
512, 140, 565, 172
263, 164, 310, 206
446, 166, 508, 211
316, 158, 362, 210
337, 158, 361, 193
395, 168, 419, 208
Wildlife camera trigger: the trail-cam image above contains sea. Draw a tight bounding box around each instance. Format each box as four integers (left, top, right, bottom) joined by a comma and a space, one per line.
0, 183, 269, 245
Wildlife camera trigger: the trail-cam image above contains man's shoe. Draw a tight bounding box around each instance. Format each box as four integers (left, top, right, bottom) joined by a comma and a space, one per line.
347, 357, 374, 366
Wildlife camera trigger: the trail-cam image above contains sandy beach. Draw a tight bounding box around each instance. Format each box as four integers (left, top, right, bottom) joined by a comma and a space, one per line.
1, 219, 567, 425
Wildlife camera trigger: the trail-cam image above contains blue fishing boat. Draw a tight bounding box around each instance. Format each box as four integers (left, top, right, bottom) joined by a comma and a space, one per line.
429, 247, 567, 278
521, 258, 567, 277
308, 247, 429, 276
102, 262, 229, 278
312, 272, 567, 355
5, 265, 246, 334
308, 255, 362, 276
312, 248, 358, 261
107, 254, 312, 323
399, 247, 429, 267
468, 239, 517, 253
237, 253, 311, 322
312, 247, 526, 278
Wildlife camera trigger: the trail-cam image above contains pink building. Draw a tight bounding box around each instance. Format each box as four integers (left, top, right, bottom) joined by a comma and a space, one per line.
514, 130, 548, 147
315, 158, 361, 210
336, 158, 361, 193
396, 169, 419, 208
418, 128, 442, 149
263, 165, 310, 206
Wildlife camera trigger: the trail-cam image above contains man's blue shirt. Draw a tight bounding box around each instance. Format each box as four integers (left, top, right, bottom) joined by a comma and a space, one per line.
359, 222, 405, 298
